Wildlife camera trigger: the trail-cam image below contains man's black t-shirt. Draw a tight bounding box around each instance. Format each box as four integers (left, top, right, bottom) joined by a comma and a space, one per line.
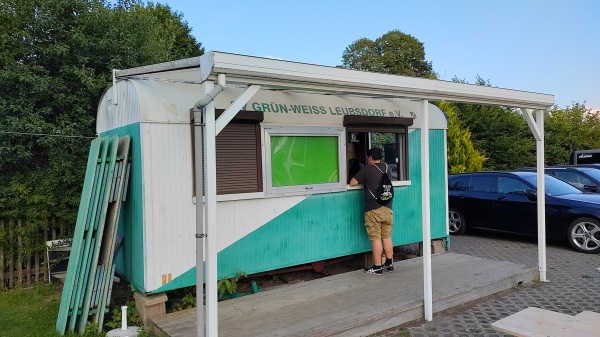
353, 163, 392, 212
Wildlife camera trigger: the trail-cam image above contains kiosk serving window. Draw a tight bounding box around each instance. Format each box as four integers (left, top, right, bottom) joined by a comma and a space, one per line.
264, 125, 346, 196
344, 115, 413, 183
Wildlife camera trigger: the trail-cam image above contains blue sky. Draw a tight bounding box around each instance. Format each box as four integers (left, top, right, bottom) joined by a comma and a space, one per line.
161, 0, 598, 109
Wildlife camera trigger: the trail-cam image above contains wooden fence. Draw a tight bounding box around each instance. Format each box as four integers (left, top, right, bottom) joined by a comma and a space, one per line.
0, 218, 74, 289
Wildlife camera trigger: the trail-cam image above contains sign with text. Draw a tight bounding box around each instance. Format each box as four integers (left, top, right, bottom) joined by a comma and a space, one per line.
214, 88, 446, 129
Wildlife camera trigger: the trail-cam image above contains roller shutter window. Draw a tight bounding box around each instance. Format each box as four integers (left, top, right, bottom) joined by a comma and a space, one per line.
191, 110, 263, 196
216, 121, 263, 194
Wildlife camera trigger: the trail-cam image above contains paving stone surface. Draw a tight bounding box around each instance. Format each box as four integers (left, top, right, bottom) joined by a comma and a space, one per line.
371, 231, 600, 337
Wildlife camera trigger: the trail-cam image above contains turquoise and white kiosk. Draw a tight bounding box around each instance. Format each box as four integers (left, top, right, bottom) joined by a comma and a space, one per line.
97, 51, 554, 336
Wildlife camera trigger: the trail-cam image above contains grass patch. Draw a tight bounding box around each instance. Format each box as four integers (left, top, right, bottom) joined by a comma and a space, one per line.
0, 283, 148, 337
0, 283, 63, 337
396, 328, 411, 336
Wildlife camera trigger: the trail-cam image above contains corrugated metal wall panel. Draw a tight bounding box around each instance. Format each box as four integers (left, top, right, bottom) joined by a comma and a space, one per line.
97, 81, 142, 134
97, 77, 451, 293
108, 124, 447, 293
216, 191, 367, 279
386, 129, 425, 243
98, 79, 201, 134
140, 122, 305, 292
429, 130, 449, 238
394, 129, 448, 242
153, 195, 307, 293
141, 123, 196, 291
98, 83, 448, 135
217, 129, 448, 279
155, 129, 448, 290
216, 196, 306, 251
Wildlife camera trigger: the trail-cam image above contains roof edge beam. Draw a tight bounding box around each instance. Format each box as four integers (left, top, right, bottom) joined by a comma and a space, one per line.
200, 51, 554, 110
115, 57, 200, 78
208, 74, 553, 110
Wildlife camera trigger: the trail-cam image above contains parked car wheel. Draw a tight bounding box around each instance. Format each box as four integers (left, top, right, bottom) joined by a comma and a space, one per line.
567, 217, 600, 254
448, 208, 466, 235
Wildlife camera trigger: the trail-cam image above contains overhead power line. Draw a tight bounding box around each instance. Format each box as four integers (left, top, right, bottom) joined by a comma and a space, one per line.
0, 131, 97, 139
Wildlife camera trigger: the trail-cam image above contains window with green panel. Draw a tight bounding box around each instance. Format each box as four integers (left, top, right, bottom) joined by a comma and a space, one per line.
264, 125, 346, 196
270, 135, 339, 186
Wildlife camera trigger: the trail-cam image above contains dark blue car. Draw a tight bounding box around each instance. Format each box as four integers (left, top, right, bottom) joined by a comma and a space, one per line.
544, 166, 600, 193
448, 171, 600, 254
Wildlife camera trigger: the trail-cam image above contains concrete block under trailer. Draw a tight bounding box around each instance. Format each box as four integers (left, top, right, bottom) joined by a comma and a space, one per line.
97, 80, 448, 294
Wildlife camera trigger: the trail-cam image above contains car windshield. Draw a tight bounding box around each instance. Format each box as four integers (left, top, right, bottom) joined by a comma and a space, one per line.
579, 168, 600, 181
521, 174, 583, 196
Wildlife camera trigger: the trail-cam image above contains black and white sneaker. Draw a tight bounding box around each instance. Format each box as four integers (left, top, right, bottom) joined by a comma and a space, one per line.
364, 265, 383, 275
383, 263, 394, 272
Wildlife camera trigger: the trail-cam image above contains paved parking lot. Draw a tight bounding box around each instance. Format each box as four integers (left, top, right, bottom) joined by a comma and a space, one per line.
373, 232, 600, 336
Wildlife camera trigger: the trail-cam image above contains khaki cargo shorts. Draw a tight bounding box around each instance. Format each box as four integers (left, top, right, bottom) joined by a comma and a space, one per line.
364, 207, 393, 241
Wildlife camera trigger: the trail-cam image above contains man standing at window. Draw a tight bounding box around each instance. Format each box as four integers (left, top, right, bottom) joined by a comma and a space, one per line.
350, 148, 394, 275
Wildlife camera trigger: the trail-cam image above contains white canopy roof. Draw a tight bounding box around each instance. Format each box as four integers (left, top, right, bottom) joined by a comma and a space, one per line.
116, 51, 553, 109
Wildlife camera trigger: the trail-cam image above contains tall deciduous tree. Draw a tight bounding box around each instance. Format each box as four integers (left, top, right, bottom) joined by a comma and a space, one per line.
0, 0, 203, 241
341, 30, 434, 78
437, 101, 485, 173
341, 31, 487, 174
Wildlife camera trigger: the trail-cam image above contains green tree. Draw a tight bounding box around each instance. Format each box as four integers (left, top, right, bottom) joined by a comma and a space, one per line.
340, 30, 484, 173
452, 84, 596, 169
436, 101, 485, 173
104, 0, 202, 67
451, 77, 535, 170
0, 0, 202, 249
454, 102, 535, 170
341, 30, 434, 78
545, 103, 600, 165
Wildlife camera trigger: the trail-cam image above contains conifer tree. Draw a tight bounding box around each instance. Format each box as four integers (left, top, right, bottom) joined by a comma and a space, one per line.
437, 101, 485, 173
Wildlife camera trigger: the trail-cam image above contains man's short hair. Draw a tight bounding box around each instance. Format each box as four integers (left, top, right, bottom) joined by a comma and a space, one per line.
367, 148, 382, 160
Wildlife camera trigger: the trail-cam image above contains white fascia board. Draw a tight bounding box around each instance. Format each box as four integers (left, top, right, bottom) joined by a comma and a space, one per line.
201, 51, 554, 110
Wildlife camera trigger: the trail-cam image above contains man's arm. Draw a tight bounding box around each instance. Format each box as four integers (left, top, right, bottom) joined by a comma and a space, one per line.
350, 167, 365, 186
